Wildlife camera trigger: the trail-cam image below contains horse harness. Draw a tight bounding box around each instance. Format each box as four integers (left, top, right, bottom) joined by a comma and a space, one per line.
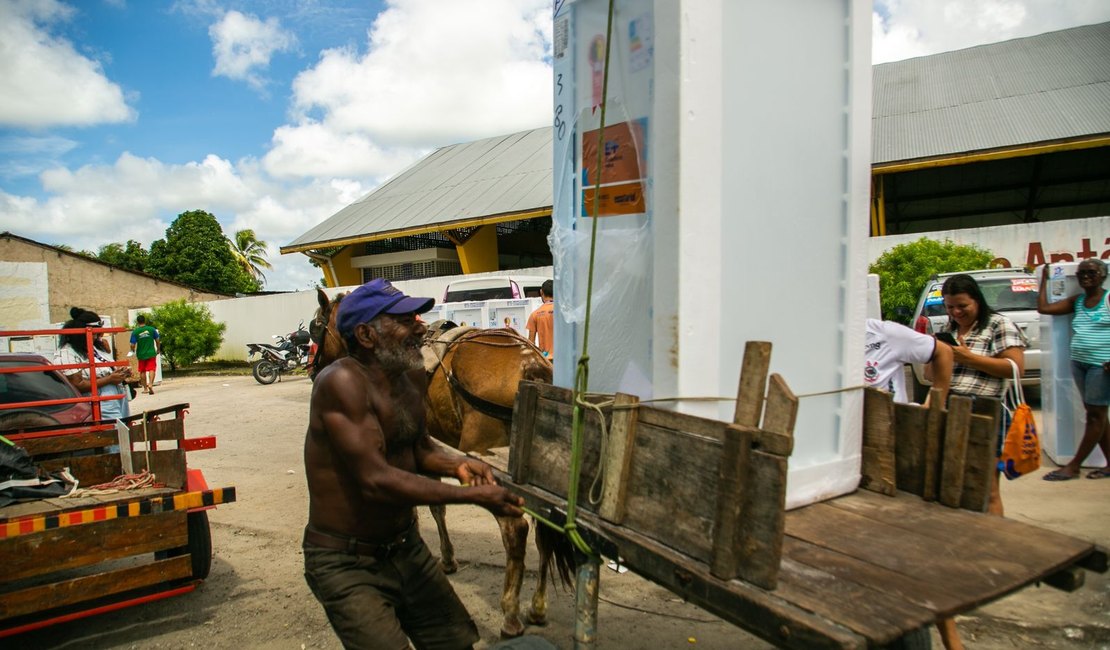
310, 300, 535, 424
423, 323, 530, 424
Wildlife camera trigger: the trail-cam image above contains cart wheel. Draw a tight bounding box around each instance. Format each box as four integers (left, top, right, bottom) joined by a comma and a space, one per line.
880, 626, 931, 650
156, 511, 213, 580
252, 359, 278, 385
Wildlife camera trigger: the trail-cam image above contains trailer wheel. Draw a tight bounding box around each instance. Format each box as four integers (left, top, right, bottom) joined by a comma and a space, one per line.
880, 626, 932, 650
157, 511, 213, 580
252, 360, 278, 385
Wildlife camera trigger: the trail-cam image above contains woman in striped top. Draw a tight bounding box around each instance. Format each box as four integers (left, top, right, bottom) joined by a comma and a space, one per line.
1038, 259, 1110, 481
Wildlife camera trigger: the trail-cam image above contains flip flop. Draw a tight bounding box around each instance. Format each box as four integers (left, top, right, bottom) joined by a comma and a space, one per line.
1042, 469, 1079, 481
1086, 468, 1110, 480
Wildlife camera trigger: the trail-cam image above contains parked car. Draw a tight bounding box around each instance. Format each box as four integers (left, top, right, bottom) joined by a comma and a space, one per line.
0, 353, 92, 430
442, 275, 550, 303
909, 267, 1041, 402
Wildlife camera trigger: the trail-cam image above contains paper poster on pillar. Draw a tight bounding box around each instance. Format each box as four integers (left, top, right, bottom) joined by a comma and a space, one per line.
580, 119, 648, 217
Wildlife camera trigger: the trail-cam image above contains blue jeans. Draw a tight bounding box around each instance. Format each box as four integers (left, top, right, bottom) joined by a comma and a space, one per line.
1072, 360, 1110, 407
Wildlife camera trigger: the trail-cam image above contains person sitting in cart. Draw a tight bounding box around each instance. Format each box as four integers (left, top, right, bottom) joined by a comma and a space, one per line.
55, 307, 131, 421
303, 278, 525, 650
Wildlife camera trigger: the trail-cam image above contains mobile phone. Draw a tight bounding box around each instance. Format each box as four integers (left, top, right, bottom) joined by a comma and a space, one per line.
935, 331, 959, 346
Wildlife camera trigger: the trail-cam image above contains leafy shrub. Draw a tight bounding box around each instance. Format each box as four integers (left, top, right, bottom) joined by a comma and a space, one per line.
869, 238, 994, 323
150, 300, 226, 371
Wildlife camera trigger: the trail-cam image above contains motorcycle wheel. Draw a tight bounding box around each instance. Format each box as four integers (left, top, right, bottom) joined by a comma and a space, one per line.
252, 359, 279, 385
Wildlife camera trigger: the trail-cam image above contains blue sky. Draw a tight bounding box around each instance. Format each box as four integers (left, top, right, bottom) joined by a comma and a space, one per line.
2, 0, 1109, 291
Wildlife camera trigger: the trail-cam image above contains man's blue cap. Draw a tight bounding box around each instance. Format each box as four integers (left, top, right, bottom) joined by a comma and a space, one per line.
337, 278, 434, 337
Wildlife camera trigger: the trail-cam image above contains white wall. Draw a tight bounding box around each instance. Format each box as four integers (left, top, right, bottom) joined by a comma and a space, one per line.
128, 265, 554, 362
868, 216, 1110, 267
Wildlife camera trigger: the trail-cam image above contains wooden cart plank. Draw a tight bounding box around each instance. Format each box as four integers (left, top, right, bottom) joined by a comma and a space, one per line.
782, 536, 969, 617
511, 481, 867, 650
789, 492, 1096, 612
1, 510, 187, 583
0, 487, 177, 523
774, 557, 935, 645
824, 490, 1095, 565
0, 556, 192, 620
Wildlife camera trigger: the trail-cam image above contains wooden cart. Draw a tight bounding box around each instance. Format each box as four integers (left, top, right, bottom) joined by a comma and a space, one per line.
0, 326, 235, 637
493, 342, 1107, 648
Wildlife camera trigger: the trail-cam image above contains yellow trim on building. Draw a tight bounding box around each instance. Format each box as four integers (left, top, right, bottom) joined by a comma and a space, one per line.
454, 224, 499, 273
872, 135, 1110, 175
280, 207, 552, 255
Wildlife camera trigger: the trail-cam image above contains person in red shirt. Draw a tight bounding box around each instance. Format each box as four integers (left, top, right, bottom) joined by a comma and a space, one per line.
526, 280, 554, 359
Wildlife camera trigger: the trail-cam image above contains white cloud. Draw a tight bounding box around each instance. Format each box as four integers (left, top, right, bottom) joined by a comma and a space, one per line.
209, 10, 297, 91
282, 0, 551, 152
0, 0, 135, 127
873, 0, 1110, 63
0, 151, 348, 289
263, 121, 425, 180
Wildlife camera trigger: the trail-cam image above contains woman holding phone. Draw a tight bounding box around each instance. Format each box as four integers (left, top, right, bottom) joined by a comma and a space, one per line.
1037, 259, 1110, 481
940, 274, 1027, 515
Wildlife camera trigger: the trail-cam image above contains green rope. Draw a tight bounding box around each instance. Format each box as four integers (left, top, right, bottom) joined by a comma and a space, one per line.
563, 0, 618, 558
522, 0, 617, 558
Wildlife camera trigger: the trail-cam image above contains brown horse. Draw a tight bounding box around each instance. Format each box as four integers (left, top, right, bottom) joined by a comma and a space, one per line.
309, 288, 572, 638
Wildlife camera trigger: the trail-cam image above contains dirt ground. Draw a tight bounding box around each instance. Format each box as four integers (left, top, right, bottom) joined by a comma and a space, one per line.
15, 375, 1109, 649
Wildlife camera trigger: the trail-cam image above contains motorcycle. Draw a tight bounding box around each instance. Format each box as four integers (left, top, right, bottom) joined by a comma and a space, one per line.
246, 322, 313, 385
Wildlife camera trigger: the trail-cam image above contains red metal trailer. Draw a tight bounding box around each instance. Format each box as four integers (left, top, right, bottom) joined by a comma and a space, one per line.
0, 325, 235, 637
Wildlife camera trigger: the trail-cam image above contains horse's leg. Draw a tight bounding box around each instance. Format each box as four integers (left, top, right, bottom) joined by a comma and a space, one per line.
527, 518, 553, 626
428, 502, 457, 574
497, 514, 529, 638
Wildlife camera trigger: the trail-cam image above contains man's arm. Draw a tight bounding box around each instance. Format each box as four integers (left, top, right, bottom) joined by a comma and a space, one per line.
526, 312, 538, 345
316, 369, 521, 516
413, 435, 498, 486
925, 340, 953, 407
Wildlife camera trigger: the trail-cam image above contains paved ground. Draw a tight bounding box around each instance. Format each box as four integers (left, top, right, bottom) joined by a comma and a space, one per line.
12, 374, 1109, 649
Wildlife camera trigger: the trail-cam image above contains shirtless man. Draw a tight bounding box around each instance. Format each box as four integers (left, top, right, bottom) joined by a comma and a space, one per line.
303, 278, 525, 650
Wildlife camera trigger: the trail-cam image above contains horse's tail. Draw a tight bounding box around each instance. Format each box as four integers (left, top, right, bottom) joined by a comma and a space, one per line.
536, 523, 575, 589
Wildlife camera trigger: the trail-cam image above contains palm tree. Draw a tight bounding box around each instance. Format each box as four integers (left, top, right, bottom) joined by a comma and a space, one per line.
227, 229, 273, 287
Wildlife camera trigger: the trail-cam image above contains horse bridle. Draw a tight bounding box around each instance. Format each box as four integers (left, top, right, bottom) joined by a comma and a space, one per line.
308, 296, 345, 378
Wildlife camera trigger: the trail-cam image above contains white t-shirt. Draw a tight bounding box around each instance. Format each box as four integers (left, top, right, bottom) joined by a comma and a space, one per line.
54, 343, 130, 420
864, 319, 937, 404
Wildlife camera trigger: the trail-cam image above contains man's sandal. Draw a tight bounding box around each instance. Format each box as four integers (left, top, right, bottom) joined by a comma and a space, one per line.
1042, 469, 1079, 481
1086, 468, 1110, 480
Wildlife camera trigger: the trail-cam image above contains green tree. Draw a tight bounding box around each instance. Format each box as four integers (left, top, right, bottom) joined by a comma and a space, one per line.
150, 300, 226, 371
98, 240, 149, 272
147, 210, 259, 294
869, 237, 994, 323
227, 229, 273, 287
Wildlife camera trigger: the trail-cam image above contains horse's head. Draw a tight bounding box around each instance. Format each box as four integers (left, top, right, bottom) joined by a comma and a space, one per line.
308, 288, 347, 379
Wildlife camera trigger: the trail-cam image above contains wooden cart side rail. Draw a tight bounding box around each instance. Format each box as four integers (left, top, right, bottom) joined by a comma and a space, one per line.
861, 388, 999, 512
505, 479, 868, 650
0, 487, 236, 538
4, 403, 192, 443
0, 556, 193, 626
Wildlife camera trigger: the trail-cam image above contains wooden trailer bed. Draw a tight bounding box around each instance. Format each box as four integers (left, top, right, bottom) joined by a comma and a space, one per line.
485, 343, 1107, 648
0, 404, 235, 636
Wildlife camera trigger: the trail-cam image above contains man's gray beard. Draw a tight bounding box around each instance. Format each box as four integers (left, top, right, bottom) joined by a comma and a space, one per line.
375, 339, 423, 377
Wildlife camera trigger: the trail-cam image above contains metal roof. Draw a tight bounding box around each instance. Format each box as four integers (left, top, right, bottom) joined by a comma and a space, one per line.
286, 23, 1110, 252
282, 128, 552, 252
873, 21, 1110, 166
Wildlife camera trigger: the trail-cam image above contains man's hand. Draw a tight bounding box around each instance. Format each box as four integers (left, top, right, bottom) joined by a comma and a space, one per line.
468, 484, 525, 518
456, 458, 496, 486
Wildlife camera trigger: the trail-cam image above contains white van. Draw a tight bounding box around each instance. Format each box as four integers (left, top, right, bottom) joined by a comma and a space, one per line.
442, 275, 550, 303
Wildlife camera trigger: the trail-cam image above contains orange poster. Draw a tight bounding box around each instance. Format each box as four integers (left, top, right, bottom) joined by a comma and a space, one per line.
581, 119, 647, 186
581, 182, 646, 217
